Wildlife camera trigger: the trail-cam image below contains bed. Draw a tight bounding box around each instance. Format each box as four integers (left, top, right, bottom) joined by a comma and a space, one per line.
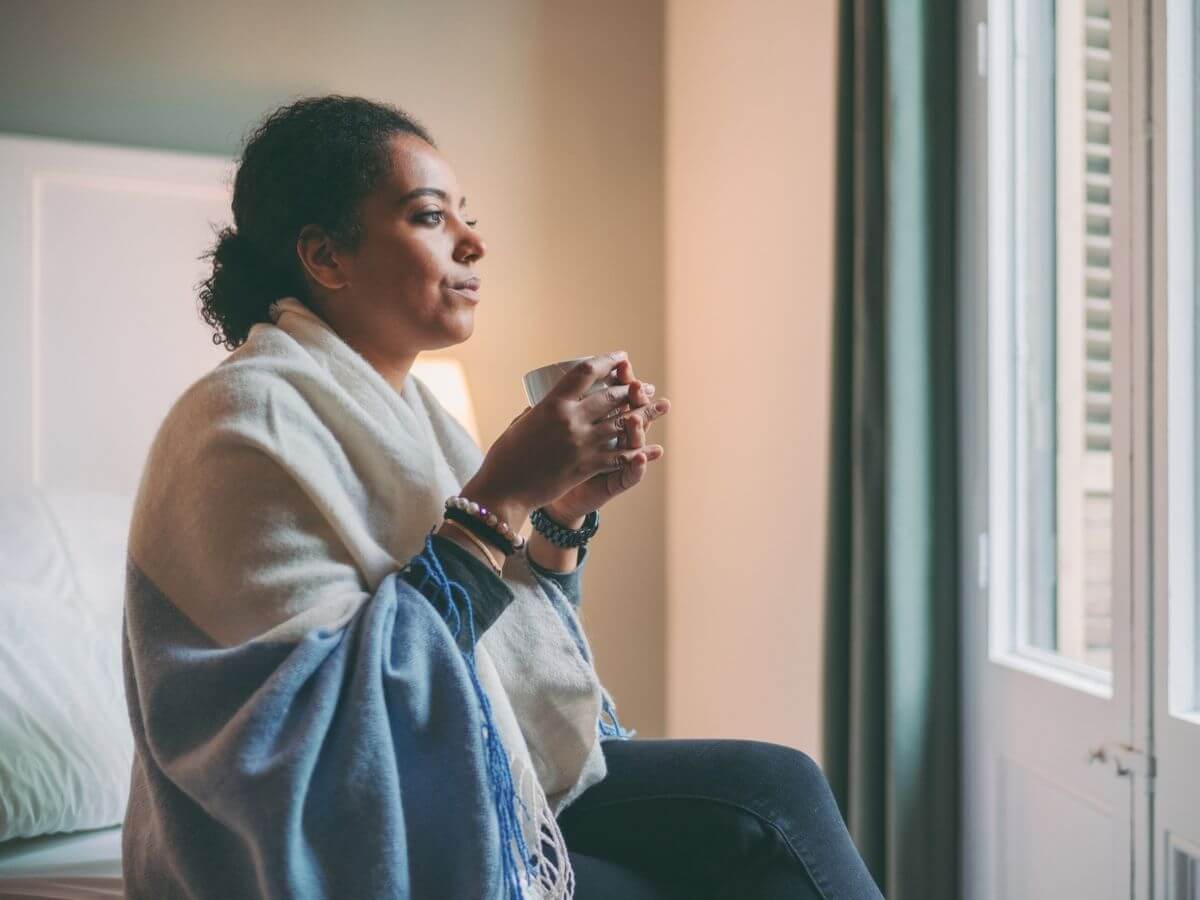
0, 828, 124, 899
0, 131, 233, 900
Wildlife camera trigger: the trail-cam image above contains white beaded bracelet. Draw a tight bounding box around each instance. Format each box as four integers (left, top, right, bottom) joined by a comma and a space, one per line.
444, 495, 527, 552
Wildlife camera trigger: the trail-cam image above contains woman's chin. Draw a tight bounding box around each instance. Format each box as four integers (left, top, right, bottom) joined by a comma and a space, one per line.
429, 313, 474, 349
452, 310, 475, 341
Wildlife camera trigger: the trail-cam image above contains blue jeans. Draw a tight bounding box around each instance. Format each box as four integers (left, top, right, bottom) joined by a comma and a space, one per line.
556, 738, 885, 900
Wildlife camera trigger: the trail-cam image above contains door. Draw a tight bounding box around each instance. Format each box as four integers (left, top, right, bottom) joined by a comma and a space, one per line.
1154, 0, 1200, 895
960, 0, 1153, 896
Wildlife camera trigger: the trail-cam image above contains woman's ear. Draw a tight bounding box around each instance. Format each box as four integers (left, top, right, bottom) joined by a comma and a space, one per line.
296, 224, 352, 292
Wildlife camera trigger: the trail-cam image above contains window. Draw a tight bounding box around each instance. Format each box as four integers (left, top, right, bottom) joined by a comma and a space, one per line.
1167, 0, 1200, 717
990, 0, 1113, 681
1054, 0, 1114, 672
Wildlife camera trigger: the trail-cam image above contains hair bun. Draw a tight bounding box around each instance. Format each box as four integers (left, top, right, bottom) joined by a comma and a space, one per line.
214, 227, 252, 265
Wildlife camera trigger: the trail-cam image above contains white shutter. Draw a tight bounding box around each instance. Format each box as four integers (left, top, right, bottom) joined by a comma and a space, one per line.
1083, 8, 1113, 457
1057, 0, 1113, 670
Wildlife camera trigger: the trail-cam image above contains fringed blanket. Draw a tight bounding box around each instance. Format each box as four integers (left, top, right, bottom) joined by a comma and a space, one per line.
121, 296, 632, 899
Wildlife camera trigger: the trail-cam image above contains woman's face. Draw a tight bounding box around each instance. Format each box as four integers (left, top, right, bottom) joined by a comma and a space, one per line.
302, 133, 487, 374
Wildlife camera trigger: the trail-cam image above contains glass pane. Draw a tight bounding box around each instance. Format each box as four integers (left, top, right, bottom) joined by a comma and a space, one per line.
1173, 847, 1200, 900
1192, 0, 1200, 711
1190, 0, 1200, 710
1167, 0, 1199, 715
1012, 0, 1113, 675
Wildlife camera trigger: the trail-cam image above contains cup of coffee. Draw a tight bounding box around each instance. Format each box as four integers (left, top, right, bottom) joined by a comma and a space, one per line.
523, 356, 621, 450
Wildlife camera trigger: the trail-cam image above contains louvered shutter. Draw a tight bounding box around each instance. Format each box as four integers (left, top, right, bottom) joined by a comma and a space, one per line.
1057, 0, 1113, 670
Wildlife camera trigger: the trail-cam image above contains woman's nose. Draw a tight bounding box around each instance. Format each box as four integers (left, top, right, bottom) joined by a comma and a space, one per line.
458, 229, 486, 264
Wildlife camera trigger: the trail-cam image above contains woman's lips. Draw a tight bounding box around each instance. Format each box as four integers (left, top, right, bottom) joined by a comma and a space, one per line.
448, 277, 481, 302
447, 285, 480, 303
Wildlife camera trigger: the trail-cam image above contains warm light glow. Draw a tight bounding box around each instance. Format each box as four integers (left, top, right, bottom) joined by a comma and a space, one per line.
410, 357, 480, 446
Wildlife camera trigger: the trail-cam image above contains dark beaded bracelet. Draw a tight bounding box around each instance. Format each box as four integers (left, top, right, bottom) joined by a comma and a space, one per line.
530, 507, 600, 548
444, 506, 519, 556
443, 507, 516, 556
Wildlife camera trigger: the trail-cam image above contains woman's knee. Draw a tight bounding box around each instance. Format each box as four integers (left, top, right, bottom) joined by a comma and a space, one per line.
772, 744, 832, 799
709, 740, 838, 825
720, 740, 828, 791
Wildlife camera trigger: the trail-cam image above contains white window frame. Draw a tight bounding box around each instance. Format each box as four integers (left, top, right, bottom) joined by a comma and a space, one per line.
1165, 0, 1200, 722
987, 0, 1115, 693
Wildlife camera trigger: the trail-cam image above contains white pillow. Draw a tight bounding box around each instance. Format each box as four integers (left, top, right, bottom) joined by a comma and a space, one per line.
40, 492, 134, 626
0, 489, 134, 842
0, 602, 131, 841
0, 492, 79, 614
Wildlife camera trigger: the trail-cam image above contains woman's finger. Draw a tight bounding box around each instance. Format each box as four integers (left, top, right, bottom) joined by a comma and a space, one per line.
603, 451, 645, 494
612, 381, 651, 415
550, 352, 628, 403
594, 444, 663, 476
616, 453, 647, 492
625, 414, 646, 450
609, 358, 636, 386
579, 381, 638, 422
604, 410, 641, 448
628, 398, 670, 433
592, 380, 656, 429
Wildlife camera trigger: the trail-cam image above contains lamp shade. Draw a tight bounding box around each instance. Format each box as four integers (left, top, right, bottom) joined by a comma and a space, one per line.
410, 357, 480, 446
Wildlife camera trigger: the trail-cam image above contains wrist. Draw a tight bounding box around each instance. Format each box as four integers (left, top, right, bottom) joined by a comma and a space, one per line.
528, 530, 581, 574
434, 524, 503, 574
542, 502, 587, 530
458, 478, 531, 534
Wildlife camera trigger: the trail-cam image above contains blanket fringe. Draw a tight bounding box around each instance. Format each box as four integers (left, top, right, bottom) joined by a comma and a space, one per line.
513, 755, 576, 899
598, 693, 637, 740
407, 534, 576, 900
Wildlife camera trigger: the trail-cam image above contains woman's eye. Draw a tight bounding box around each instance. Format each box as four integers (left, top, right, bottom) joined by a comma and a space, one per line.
415, 210, 478, 228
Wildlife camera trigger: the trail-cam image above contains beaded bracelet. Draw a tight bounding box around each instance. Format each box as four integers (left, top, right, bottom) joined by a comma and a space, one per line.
444, 507, 517, 557
444, 495, 527, 554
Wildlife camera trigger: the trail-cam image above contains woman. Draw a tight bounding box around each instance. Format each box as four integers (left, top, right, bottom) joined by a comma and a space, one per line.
122, 94, 883, 900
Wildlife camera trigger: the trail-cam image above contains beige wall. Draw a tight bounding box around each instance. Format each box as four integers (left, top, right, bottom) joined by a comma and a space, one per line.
1, 0, 841, 749
665, 0, 838, 759
0, 1, 668, 734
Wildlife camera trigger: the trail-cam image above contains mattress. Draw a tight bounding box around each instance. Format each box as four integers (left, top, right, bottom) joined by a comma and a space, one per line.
0, 827, 123, 899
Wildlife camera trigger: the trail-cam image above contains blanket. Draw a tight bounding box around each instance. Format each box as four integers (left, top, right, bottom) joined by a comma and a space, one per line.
121, 295, 632, 899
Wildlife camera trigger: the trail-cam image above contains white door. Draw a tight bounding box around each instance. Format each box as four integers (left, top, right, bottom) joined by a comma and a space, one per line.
961, 0, 1153, 896
1155, 0, 1200, 895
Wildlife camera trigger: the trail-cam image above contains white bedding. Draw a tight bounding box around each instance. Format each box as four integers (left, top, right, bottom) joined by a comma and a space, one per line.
0, 490, 133, 845
0, 826, 123, 899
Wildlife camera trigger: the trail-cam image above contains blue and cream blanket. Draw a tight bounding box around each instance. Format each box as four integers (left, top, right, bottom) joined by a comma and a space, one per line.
121, 296, 630, 899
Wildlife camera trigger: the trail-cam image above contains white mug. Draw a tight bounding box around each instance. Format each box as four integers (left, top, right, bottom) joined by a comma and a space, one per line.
522, 356, 621, 450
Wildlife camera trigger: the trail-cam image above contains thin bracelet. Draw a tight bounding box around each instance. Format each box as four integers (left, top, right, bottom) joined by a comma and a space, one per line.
444, 506, 521, 556
440, 519, 504, 576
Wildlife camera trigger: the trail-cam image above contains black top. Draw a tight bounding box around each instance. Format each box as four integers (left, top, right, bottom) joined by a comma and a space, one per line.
401, 535, 589, 654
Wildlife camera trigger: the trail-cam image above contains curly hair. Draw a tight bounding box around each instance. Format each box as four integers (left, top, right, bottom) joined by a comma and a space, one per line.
198, 95, 436, 351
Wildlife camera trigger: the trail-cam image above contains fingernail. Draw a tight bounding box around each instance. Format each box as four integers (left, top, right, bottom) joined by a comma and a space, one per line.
645, 383, 655, 394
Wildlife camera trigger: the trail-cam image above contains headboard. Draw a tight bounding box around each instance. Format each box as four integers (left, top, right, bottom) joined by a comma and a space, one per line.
0, 133, 243, 845
0, 132, 234, 498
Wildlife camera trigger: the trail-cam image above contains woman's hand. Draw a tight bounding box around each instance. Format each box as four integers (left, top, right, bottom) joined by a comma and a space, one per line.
461, 352, 659, 530
542, 360, 670, 526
